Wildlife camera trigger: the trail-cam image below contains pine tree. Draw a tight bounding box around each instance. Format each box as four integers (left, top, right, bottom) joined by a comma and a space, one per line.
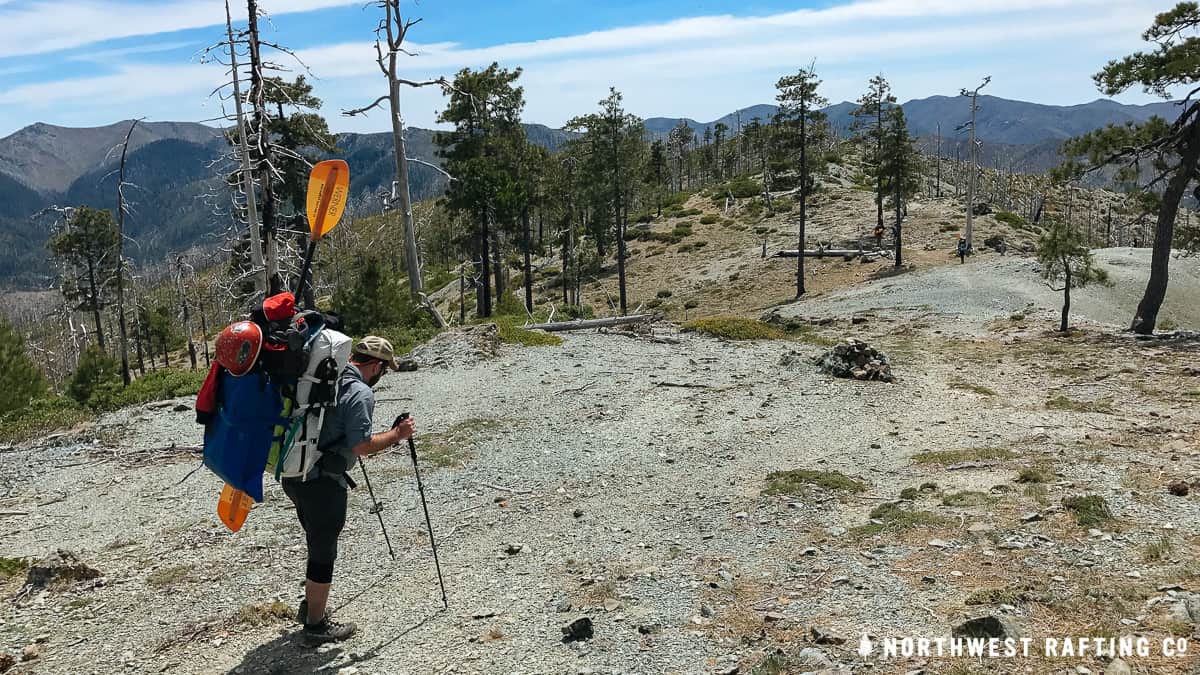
0, 320, 47, 415
1057, 2, 1200, 334
878, 106, 921, 267
46, 206, 120, 352
67, 346, 120, 406
566, 88, 647, 316
435, 63, 526, 318
332, 255, 407, 335
645, 139, 670, 216
776, 65, 829, 298
851, 75, 897, 233
1037, 219, 1109, 332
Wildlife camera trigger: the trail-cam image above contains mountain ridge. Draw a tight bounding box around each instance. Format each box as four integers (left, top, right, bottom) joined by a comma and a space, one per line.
0, 94, 1182, 288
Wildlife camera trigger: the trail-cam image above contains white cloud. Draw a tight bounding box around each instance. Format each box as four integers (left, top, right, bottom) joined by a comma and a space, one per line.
0, 0, 363, 58
0, 0, 1172, 135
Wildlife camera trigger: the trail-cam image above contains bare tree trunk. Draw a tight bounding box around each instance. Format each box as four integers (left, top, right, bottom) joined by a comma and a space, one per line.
796, 108, 808, 298
198, 298, 211, 367
1131, 122, 1200, 334
114, 119, 138, 385
379, 0, 446, 328
225, 0, 266, 297
523, 206, 533, 313
479, 208, 492, 317
894, 153, 904, 268
86, 256, 106, 352
175, 258, 197, 370
245, 0, 280, 292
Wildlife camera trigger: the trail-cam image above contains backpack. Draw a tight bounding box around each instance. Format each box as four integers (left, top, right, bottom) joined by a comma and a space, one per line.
274, 327, 353, 481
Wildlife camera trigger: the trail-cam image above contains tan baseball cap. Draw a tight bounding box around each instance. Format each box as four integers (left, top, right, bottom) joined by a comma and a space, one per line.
353, 335, 400, 370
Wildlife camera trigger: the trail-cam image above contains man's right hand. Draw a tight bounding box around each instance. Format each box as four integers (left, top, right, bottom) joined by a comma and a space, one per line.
392, 416, 415, 444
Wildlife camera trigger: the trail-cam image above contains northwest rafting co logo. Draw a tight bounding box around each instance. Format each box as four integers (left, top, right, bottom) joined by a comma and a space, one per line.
856, 634, 1189, 659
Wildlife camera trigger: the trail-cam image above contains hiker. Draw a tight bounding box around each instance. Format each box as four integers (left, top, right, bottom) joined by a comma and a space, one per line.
873, 225, 884, 249
283, 335, 415, 644
956, 235, 968, 264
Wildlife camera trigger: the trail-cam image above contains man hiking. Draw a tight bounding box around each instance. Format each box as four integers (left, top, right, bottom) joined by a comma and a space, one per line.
283, 335, 415, 644
956, 235, 969, 264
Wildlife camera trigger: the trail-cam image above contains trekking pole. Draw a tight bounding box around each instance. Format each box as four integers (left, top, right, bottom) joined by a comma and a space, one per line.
359, 461, 396, 561
396, 413, 449, 608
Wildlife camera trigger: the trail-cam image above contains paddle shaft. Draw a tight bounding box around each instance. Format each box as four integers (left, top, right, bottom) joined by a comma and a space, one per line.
294, 239, 318, 307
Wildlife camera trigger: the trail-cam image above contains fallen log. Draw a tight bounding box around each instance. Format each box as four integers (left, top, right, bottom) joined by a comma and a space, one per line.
775, 249, 864, 258
524, 314, 657, 332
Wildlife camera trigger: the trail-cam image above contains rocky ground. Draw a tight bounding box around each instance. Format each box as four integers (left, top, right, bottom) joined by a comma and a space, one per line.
3, 258, 1200, 675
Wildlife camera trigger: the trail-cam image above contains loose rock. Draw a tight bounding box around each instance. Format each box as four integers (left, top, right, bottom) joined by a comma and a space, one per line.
20, 645, 38, 662
811, 627, 845, 644
561, 616, 594, 642
1168, 481, 1190, 497
22, 550, 100, 591
1105, 659, 1132, 675
952, 615, 1021, 640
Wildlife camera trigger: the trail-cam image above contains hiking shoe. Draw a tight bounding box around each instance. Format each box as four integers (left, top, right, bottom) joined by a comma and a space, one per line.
296, 599, 308, 625
302, 616, 356, 644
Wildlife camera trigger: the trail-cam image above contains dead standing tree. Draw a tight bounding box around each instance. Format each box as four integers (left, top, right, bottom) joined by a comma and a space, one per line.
109, 118, 142, 385
204, 0, 320, 302
344, 0, 448, 328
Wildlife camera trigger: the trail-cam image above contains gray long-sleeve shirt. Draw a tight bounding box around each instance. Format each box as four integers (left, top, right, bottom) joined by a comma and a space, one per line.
314, 363, 375, 482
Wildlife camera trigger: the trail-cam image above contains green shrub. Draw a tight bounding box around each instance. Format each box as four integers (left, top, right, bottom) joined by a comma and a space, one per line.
764, 468, 865, 495
563, 304, 595, 320
0, 396, 92, 444
86, 368, 207, 412
68, 346, 120, 405
0, 319, 47, 415
995, 211, 1030, 229
492, 317, 563, 347
671, 224, 694, 238
682, 318, 785, 340
679, 208, 703, 217
663, 191, 690, 209
656, 289, 673, 298
684, 299, 700, 309
699, 214, 718, 225
1063, 494, 1113, 527
724, 176, 763, 199
693, 240, 708, 248
852, 502, 949, 537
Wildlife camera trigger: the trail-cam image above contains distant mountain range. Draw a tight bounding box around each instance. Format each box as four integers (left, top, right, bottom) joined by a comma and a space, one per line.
0, 95, 1181, 288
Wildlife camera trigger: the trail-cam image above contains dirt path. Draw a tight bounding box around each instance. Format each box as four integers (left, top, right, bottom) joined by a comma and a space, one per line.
4, 310, 1200, 674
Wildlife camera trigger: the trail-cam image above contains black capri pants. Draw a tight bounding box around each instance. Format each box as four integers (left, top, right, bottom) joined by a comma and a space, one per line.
282, 475, 347, 584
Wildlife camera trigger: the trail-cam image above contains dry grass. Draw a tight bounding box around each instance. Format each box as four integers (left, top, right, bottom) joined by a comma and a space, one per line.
146, 564, 191, 589
763, 469, 866, 496
1062, 494, 1113, 527
419, 417, 503, 468
851, 501, 951, 537
234, 600, 294, 626
948, 380, 996, 396
912, 446, 1015, 465
1046, 395, 1114, 414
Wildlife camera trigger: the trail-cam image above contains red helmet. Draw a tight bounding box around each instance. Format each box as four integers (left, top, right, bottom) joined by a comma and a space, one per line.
215, 321, 263, 376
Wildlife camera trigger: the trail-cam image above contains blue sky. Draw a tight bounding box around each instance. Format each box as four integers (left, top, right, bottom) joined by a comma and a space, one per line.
0, 0, 1176, 138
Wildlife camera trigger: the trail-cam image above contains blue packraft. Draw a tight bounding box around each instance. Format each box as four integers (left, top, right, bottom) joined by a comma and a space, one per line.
202, 370, 286, 502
